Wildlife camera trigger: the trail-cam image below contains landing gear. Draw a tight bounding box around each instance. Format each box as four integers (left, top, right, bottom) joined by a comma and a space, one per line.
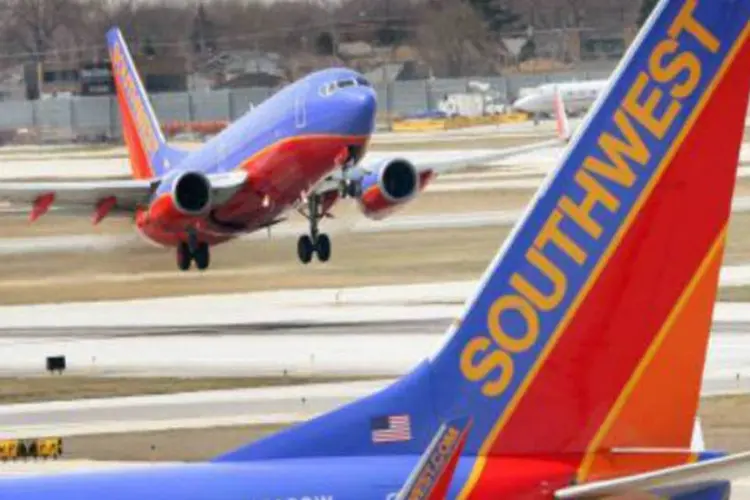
194, 242, 210, 270
177, 242, 192, 271
176, 231, 211, 271
297, 194, 332, 264
297, 235, 314, 264
338, 178, 361, 198
338, 149, 363, 199
316, 233, 331, 262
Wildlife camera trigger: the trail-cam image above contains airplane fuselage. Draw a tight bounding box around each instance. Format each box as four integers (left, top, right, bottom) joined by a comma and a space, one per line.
135, 68, 376, 248
0, 454, 731, 499
512, 80, 608, 117
0, 456, 577, 499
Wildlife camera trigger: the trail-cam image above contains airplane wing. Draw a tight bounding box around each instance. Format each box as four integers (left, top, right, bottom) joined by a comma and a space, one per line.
555, 451, 750, 499
313, 99, 570, 199
0, 171, 248, 219
395, 416, 472, 500
0, 179, 155, 213
311, 136, 562, 196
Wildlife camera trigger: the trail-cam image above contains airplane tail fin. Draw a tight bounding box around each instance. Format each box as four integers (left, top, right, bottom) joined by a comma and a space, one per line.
106, 28, 184, 179
553, 85, 572, 141
215, 0, 750, 494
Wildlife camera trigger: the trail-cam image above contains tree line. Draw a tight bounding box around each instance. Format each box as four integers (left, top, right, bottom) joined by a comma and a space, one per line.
0, 0, 656, 78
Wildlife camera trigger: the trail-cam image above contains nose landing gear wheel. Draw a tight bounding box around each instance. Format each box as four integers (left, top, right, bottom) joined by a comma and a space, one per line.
298, 235, 314, 264
177, 242, 192, 271
316, 233, 331, 262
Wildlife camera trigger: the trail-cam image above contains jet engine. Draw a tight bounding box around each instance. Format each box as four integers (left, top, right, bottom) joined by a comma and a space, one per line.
148, 170, 212, 224
357, 158, 425, 220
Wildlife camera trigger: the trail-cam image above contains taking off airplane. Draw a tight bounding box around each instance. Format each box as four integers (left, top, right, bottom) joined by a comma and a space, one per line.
1, 0, 750, 497
0, 29, 561, 272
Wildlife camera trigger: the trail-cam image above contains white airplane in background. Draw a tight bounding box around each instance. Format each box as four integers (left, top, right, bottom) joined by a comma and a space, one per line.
512, 78, 608, 122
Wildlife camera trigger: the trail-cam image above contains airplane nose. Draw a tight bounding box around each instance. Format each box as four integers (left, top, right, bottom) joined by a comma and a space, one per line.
512, 95, 535, 113
342, 88, 377, 135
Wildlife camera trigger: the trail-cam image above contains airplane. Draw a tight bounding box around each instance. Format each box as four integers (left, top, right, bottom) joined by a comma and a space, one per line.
0, 29, 563, 272
1, 0, 749, 497
513, 79, 608, 121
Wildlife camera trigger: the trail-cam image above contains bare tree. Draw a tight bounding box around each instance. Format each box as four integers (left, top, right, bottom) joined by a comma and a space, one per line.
2, 0, 78, 61
417, 1, 494, 77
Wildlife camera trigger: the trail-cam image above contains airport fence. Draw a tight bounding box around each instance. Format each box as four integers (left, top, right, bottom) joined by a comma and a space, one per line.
0, 69, 613, 145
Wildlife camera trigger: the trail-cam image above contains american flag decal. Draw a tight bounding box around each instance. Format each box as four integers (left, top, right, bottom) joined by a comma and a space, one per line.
371, 414, 412, 443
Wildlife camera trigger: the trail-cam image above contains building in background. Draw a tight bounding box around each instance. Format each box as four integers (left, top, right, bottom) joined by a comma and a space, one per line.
22, 54, 188, 100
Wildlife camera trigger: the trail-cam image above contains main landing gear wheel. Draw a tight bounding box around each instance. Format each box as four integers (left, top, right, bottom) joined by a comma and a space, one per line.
194, 242, 210, 271
177, 242, 192, 271
176, 236, 211, 271
316, 233, 331, 262
297, 235, 314, 264
297, 194, 332, 264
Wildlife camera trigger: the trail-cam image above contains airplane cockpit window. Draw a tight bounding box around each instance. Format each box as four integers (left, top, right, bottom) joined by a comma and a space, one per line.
320, 82, 337, 97
319, 76, 370, 96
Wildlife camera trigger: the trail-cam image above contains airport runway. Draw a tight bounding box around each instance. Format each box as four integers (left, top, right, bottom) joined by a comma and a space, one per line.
1, 278, 750, 330
2, 318, 750, 439
1, 126, 750, 489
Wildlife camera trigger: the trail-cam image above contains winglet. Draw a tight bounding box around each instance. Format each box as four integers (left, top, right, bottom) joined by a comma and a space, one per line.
396, 416, 472, 500
553, 85, 572, 142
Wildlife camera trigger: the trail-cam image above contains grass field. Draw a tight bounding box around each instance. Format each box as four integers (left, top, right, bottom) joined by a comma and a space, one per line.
44, 394, 750, 461
0, 375, 379, 405
0, 225, 511, 304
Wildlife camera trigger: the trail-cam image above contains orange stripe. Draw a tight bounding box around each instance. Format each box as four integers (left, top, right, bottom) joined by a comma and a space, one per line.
577, 228, 726, 482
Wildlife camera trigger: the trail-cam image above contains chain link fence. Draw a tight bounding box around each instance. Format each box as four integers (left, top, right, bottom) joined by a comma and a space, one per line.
0, 69, 613, 145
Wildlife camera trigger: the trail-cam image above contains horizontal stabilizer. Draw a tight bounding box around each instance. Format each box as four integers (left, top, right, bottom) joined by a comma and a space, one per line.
555, 451, 750, 498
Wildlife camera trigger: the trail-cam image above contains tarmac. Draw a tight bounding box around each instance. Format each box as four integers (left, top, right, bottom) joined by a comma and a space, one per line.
1, 122, 750, 493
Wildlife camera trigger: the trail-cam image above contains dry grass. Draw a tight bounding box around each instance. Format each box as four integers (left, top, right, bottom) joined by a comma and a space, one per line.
47, 395, 750, 461
0, 224, 511, 304
723, 209, 750, 265
718, 286, 750, 302
62, 424, 289, 462
0, 375, 378, 405
699, 395, 750, 453
0, 216, 134, 237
